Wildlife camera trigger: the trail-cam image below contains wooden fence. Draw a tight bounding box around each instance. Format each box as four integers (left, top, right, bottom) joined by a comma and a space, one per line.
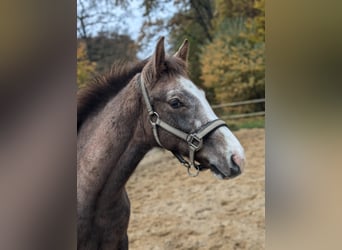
212, 98, 265, 120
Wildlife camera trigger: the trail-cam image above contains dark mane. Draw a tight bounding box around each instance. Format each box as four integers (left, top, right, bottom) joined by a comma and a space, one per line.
77, 59, 148, 132
77, 56, 188, 133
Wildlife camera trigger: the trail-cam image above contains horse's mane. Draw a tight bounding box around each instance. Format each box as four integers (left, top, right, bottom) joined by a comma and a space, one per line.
77, 59, 148, 132
77, 57, 188, 133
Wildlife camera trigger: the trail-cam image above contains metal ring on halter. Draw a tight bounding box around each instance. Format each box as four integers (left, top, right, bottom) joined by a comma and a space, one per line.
182, 161, 190, 168
187, 164, 200, 177
149, 112, 159, 125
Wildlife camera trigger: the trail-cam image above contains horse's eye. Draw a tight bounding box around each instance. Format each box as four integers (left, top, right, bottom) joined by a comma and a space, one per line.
169, 98, 182, 109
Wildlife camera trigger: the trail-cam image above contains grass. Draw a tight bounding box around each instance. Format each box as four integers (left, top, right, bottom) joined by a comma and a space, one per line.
225, 116, 265, 131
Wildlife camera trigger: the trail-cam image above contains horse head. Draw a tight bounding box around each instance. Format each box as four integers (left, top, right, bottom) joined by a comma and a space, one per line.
140, 37, 245, 179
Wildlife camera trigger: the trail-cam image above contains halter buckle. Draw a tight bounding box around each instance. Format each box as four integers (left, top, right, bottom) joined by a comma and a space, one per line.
187, 134, 203, 151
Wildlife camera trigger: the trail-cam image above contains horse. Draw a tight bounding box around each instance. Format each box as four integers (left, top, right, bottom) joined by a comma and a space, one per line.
77, 37, 245, 250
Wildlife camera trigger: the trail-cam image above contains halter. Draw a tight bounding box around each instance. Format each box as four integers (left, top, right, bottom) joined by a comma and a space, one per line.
138, 74, 228, 177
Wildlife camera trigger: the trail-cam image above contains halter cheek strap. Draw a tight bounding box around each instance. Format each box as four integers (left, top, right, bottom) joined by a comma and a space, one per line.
139, 74, 228, 177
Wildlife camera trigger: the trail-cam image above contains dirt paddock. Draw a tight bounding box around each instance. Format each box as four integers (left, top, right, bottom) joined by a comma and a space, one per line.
126, 128, 265, 250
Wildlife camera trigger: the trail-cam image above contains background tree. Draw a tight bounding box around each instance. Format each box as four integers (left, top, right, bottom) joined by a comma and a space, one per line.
77, 41, 97, 88
245, 0, 265, 43
77, 0, 120, 40
84, 32, 139, 74
77, 0, 139, 86
200, 0, 265, 113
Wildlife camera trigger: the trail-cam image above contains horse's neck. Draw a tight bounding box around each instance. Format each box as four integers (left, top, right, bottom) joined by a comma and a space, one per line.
77, 78, 151, 219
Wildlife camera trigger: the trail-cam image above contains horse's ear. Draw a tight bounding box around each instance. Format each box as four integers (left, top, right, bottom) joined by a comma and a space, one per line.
174, 39, 189, 62
151, 36, 166, 79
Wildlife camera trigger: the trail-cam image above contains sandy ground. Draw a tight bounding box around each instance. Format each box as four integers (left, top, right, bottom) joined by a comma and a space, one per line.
126, 128, 265, 250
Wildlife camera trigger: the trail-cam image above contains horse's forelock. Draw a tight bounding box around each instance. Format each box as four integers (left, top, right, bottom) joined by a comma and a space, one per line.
143, 56, 188, 86
165, 56, 188, 77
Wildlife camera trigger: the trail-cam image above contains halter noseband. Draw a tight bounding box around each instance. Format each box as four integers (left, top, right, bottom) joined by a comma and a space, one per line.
138, 74, 228, 177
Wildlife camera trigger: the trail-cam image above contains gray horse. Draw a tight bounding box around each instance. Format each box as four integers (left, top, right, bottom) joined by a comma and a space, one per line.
77, 37, 245, 249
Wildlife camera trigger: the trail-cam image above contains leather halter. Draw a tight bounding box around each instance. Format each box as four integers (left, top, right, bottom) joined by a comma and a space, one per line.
138, 74, 228, 177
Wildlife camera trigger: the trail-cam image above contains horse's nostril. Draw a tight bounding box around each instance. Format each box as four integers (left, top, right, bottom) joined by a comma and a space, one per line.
231, 154, 243, 168
230, 154, 244, 177
230, 164, 241, 177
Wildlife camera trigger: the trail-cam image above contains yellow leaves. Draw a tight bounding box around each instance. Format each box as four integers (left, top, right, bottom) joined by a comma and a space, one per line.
200, 31, 265, 105
77, 41, 96, 88
250, 0, 265, 43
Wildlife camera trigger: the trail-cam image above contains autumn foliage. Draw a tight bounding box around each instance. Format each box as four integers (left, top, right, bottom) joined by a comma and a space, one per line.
77, 41, 96, 88
200, 18, 265, 104
200, 0, 265, 112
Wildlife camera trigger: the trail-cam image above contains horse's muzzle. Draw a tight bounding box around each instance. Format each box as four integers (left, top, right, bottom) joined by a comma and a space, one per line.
230, 153, 244, 177
209, 153, 245, 179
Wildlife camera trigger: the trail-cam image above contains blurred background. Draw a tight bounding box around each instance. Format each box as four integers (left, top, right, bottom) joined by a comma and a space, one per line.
1, 0, 341, 249
77, 0, 265, 130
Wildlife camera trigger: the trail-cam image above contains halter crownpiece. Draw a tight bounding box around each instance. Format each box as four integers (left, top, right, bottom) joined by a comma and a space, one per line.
138, 74, 228, 177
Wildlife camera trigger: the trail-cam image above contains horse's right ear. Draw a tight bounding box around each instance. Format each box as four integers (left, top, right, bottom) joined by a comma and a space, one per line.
174, 39, 189, 62
151, 36, 166, 79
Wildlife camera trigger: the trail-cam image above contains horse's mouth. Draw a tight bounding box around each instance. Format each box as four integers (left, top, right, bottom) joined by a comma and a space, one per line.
208, 161, 242, 180
208, 164, 229, 179
196, 154, 243, 179
196, 162, 239, 179
196, 161, 229, 179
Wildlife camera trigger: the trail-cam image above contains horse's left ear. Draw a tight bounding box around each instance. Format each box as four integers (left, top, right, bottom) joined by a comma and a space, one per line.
174, 39, 189, 62
151, 36, 166, 79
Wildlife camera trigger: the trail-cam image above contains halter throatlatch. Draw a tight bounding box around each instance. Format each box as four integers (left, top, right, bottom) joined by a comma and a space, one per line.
139, 74, 228, 177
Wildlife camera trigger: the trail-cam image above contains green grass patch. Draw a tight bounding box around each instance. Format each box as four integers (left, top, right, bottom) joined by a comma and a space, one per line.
225, 116, 265, 131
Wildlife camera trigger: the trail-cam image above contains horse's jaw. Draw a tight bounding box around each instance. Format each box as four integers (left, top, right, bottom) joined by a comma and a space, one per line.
194, 151, 244, 180
209, 158, 243, 180
195, 128, 245, 180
